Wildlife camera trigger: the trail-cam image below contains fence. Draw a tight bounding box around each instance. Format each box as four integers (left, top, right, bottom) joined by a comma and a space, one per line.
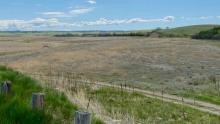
20, 70, 220, 118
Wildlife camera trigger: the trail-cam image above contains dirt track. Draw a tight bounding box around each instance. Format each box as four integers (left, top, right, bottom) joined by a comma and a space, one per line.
87, 81, 220, 116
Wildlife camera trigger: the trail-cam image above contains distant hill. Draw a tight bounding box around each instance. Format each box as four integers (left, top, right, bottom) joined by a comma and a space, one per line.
156, 24, 220, 37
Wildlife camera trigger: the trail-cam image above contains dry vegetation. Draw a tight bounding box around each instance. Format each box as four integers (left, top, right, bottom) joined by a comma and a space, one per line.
0, 36, 220, 102
1, 35, 220, 123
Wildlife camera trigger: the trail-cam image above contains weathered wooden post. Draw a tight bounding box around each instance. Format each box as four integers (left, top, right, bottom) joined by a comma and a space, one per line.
1, 81, 11, 94
161, 89, 164, 103
120, 84, 123, 95
133, 86, 135, 93
32, 93, 45, 109
75, 111, 91, 124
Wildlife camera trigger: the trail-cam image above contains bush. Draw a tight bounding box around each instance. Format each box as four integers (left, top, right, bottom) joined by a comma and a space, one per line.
192, 27, 220, 40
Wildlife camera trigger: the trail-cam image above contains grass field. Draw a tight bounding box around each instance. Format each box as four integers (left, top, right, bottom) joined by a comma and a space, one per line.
0, 32, 220, 123
0, 35, 220, 105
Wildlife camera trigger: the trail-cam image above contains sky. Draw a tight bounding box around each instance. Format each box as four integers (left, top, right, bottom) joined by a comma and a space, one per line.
0, 0, 219, 31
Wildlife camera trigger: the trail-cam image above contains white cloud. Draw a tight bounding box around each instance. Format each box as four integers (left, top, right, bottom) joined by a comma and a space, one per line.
199, 16, 214, 20
28, 18, 60, 27
0, 18, 79, 31
87, 0, 96, 4
82, 16, 175, 26
42, 7, 94, 18
41, 12, 70, 18
0, 20, 25, 31
163, 16, 175, 22
69, 7, 94, 15
217, 16, 220, 19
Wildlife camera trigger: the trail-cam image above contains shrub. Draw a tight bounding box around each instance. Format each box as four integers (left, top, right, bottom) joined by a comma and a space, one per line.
192, 27, 220, 40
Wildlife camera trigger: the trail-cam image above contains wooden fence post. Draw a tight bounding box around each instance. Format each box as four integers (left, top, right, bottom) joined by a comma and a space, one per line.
32, 93, 45, 109
120, 84, 123, 95
161, 89, 164, 103
75, 111, 91, 124
1, 81, 11, 94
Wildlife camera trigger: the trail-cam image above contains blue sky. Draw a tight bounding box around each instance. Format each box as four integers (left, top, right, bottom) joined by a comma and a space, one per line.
0, 0, 219, 31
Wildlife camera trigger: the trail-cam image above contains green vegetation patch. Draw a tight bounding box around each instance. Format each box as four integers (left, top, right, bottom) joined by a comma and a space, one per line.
0, 66, 77, 124
192, 27, 220, 40
159, 25, 220, 37
0, 66, 103, 124
88, 87, 220, 124
179, 90, 220, 106
141, 25, 220, 38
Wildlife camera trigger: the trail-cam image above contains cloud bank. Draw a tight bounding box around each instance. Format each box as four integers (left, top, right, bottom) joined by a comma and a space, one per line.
82, 16, 175, 26
0, 16, 175, 31
0, 18, 78, 31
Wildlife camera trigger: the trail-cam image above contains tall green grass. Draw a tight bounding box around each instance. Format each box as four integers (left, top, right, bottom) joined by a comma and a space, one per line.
0, 66, 103, 124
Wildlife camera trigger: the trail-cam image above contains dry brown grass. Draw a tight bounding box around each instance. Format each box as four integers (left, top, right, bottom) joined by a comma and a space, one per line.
1, 36, 220, 95
29, 70, 131, 124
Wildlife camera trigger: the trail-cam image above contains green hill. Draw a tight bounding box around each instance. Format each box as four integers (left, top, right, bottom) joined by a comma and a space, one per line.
156, 25, 220, 37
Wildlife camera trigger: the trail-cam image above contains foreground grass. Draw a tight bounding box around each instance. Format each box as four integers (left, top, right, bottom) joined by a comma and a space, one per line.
88, 87, 220, 124
0, 66, 103, 124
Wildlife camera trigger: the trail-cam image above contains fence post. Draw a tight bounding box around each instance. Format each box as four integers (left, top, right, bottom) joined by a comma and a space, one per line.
32, 93, 45, 109
120, 84, 123, 95
161, 89, 164, 103
182, 97, 186, 119
1, 81, 11, 94
75, 111, 91, 124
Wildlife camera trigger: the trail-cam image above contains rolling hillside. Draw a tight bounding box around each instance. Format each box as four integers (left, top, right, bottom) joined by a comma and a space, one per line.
157, 24, 220, 37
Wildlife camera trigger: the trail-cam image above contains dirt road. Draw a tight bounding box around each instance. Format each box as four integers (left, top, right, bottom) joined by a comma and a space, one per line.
87, 81, 220, 116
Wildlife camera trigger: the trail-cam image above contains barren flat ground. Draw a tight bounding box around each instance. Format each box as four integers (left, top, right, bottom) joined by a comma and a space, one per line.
1, 36, 220, 96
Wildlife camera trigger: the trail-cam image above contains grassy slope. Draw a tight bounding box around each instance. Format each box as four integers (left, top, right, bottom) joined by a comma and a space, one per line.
88, 87, 220, 124
0, 66, 103, 124
159, 24, 220, 37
